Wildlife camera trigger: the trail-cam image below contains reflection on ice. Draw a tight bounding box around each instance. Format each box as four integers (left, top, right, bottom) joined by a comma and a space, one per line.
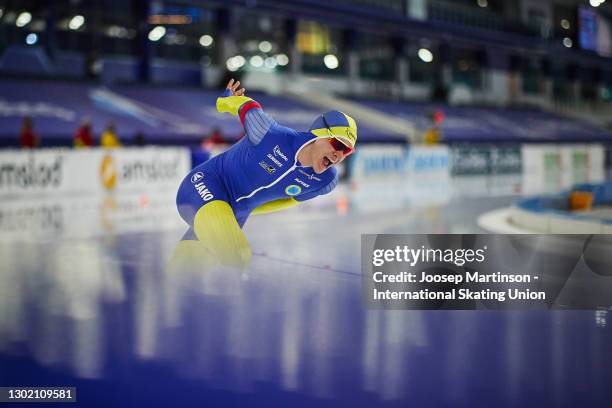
0, 238, 125, 378
0, 228, 609, 404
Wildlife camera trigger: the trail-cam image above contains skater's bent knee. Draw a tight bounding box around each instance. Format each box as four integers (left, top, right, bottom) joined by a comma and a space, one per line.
193, 200, 252, 268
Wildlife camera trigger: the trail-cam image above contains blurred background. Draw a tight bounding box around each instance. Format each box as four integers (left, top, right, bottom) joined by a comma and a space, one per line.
1, 0, 612, 407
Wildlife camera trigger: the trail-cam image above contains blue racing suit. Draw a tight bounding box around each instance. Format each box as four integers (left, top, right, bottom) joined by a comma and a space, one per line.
176, 91, 338, 232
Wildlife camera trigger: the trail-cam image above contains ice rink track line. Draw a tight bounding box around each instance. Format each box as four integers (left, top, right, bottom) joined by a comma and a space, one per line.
252, 251, 361, 277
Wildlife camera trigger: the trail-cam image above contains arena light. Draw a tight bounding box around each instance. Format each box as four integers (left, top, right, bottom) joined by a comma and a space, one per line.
418, 48, 434, 63
148, 26, 166, 42
264, 57, 277, 68
589, 0, 603, 6
68, 15, 85, 30
323, 54, 339, 69
0, 8, 4, 19
275, 53, 289, 66
226, 55, 246, 72
16, 11, 32, 27
199, 34, 213, 47
167, 33, 186, 45
226, 57, 238, 72
106, 25, 129, 38
477, 0, 488, 8
233, 55, 246, 68
560, 19, 570, 30
250, 55, 264, 68
563, 37, 573, 48
258, 40, 272, 53
25, 33, 38, 45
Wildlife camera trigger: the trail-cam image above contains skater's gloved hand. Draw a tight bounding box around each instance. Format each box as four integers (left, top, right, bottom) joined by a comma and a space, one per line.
217, 78, 253, 115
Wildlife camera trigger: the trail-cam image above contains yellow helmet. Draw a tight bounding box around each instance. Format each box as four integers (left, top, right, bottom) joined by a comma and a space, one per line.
309, 110, 357, 149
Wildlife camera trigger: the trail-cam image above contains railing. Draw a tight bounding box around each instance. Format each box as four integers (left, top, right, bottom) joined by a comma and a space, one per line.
333, 0, 406, 14
428, 0, 541, 37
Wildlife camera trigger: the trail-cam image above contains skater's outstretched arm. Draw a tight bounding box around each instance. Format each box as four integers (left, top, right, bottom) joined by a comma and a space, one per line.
251, 168, 338, 215
216, 78, 276, 145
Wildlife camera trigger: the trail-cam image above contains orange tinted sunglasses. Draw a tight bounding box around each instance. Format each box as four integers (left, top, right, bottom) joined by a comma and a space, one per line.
328, 137, 355, 157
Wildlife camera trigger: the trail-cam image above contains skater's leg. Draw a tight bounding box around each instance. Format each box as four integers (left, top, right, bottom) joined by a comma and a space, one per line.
193, 200, 252, 269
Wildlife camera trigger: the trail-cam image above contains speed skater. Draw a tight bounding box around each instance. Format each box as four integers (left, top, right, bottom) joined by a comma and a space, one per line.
174, 79, 358, 268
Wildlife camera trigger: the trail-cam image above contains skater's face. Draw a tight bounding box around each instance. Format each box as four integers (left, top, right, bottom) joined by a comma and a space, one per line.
310, 138, 349, 174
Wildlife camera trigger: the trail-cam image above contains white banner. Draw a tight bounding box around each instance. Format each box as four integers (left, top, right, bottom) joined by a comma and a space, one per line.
0, 192, 184, 241
350, 144, 450, 180
521, 144, 605, 194
0, 147, 191, 197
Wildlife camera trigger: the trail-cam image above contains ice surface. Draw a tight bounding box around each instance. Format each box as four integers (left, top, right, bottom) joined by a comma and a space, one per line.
0, 176, 610, 407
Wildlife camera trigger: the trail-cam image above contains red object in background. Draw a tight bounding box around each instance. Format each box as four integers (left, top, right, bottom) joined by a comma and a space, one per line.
432, 110, 445, 125
20, 128, 38, 148
201, 128, 226, 150
209, 129, 225, 144
75, 125, 94, 147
